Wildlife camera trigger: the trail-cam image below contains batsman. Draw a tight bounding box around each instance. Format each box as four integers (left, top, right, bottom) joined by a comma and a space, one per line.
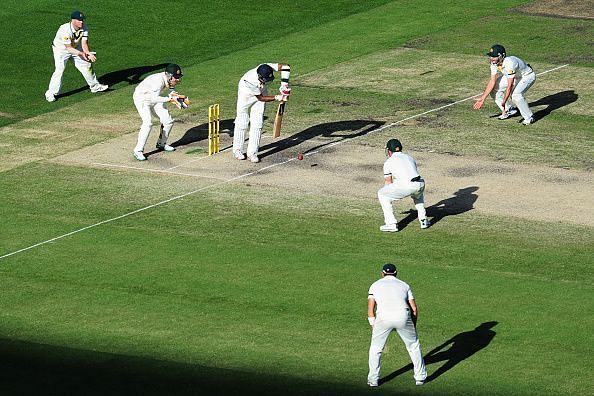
232, 63, 291, 163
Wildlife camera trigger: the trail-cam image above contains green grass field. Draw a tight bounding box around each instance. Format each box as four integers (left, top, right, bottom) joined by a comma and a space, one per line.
1, 1, 593, 395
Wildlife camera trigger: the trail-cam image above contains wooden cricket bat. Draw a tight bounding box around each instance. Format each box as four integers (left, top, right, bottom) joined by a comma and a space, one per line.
272, 101, 285, 138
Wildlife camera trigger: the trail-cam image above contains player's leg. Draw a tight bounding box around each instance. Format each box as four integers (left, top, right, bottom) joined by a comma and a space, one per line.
368, 321, 394, 386
154, 103, 175, 151
233, 91, 255, 160
73, 56, 107, 92
396, 319, 427, 383
246, 99, 266, 162
377, 183, 410, 231
411, 182, 430, 228
46, 50, 69, 100
512, 74, 536, 123
133, 100, 154, 159
490, 75, 513, 113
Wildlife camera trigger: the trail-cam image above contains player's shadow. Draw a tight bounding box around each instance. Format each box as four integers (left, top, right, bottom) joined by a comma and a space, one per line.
55, 63, 169, 99
259, 120, 386, 159
530, 90, 577, 121
171, 119, 236, 147
398, 186, 479, 230
380, 321, 498, 385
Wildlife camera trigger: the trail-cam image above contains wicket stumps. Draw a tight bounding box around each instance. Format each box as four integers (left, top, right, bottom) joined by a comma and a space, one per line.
208, 104, 220, 156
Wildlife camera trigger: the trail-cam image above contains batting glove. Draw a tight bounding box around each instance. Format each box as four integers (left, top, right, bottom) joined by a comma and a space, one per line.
368, 317, 376, 326
279, 82, 291, 95
274, 94, 289, 102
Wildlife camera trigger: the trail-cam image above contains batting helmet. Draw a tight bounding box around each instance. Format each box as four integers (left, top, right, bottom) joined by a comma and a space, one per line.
256, 64, 275, 83
386, 138, 402, 152
165, 63, 183, 79
486, 44, 506, 58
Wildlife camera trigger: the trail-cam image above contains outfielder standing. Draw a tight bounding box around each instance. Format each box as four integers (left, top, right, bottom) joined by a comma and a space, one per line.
473, 44, 536, 125
132, 63, 186, 161
232, 63, 291, 163
378, 139, 430, 232
367, 263, 427, 387
45, 11, 108, 102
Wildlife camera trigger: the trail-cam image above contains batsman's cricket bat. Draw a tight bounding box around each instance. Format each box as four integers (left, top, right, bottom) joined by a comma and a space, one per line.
272, 102, 285, 138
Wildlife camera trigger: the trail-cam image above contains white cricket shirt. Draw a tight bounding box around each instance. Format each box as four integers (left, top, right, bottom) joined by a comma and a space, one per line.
383, 152, 420, 183
133, 72, 171, 104
490, 55, 533, 78
52, 22, 88, 52
368, 276, 414, 320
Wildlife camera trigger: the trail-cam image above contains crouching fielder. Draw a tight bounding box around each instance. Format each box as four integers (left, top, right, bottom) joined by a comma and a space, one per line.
232, 63, 291, 163
378, 139, 430, 232
132, 63, 184, 161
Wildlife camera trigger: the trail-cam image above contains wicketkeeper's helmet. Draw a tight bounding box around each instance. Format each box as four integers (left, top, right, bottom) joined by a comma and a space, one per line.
256, 64, 275, 83
165, 63, 183, 79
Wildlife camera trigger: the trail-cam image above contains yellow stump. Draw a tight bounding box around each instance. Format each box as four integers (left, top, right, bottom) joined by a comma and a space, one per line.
208, 104, 220, 156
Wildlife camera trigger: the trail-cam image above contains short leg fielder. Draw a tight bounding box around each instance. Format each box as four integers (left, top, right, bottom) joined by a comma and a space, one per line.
378, 181, 427, 226
368, 317, 427, 384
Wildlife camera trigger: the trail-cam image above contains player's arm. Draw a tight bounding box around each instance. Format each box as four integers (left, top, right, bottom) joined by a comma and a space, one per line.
255, 93, 288, 103
409, 298, 418, 326
473, 74, 498, 110
367, 297, 376, 326
81, 37, 96, 62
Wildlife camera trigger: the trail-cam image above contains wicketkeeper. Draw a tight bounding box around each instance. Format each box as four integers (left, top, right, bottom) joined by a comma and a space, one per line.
132, 63, 189, 161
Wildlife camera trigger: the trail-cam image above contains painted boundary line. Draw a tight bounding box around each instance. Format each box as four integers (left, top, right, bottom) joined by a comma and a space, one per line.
0, 64, 569, 260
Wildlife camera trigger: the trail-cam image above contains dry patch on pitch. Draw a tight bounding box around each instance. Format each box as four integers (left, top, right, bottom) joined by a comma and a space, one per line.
49, 122, 594, 228
516, 0, 594, 19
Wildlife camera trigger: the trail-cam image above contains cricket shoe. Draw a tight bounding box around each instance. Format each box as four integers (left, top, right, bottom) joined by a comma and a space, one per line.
415, 380, 425, 386
233, 150, 246, 160
380, 223, 398, 232
156, 143, 175, 152
498, 107, 518, 119
521, 117, 534, 125
248, 153, 260, 163
45, 91, 56, 102
420, 218, 431, 229
133, 150, 146, 161
367, 381, 379, 387
90, 83, 108, 93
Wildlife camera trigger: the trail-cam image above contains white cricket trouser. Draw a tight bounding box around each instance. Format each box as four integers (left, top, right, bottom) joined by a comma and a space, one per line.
133, 96, 174, 152
491, 72, 536, 120
233, 88, 267, 156
368, 315, 427, 384
47, 47, 101, 96
378, 181, 426, 225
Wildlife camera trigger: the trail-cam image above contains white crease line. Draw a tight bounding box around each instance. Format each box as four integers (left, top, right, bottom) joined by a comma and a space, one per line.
92, 162, 227, 180
0, 64, 570, 260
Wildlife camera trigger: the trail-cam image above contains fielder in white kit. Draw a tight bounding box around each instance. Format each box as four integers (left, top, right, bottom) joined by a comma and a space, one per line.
378, 139, 430, 232
45, 11, 108, 102
132, 64, 185, 161
473, 44, 536, 125
232, 63, 291, 163
367, 263, 427, 387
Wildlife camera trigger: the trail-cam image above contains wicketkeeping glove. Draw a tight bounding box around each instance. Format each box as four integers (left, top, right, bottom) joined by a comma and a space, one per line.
168, 92, 190, 109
